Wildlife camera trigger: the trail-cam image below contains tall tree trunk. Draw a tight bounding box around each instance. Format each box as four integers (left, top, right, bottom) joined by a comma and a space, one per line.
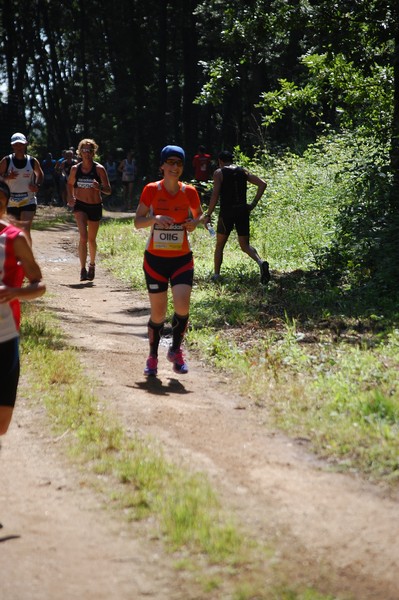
182, 0, 199, 157
157, 0, 168, 150
1, 0, 28, 135
78, 5, 90, 136
37, 0, 73, 148
390, 12, 399, 207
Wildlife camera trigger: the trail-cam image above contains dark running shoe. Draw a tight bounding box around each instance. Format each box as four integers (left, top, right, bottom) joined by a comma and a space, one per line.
167, 346, 189, 375
260, 261, 270, 285
87, 264, 95, 281
80, 267, 88, 281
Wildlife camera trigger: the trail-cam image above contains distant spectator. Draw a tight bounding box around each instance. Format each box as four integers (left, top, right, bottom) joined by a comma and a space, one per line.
54, 149, 67, 203
69, 146, 78, 160
118, 150, 136, 211
104, 153, 119, 208
105, 154, 118, 187
41, 152, 56, 205
192, 145, 212, 182
59, 150, 78, 207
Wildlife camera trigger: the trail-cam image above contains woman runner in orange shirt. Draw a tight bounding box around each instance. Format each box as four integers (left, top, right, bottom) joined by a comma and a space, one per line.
134, 145, 204, 376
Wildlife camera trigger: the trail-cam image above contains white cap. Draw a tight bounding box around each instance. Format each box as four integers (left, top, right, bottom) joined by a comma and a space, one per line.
11, 132, 28, 145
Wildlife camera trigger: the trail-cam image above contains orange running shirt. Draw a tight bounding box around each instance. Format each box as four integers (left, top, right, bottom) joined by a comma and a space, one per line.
140, 180, 201, 257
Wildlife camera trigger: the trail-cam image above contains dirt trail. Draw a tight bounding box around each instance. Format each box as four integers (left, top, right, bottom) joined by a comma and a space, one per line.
1, 212, 398, 600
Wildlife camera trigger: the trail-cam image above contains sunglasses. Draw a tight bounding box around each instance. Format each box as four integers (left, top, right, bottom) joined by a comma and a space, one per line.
165, 158, 183, 167
81, 148, 94, 153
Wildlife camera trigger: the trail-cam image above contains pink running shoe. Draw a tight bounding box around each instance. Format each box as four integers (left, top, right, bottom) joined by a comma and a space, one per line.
167, 347, 188, 374
144, 355, 158, 376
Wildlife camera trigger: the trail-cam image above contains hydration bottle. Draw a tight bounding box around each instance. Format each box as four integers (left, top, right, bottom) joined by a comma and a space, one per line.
206, 223, 216, 237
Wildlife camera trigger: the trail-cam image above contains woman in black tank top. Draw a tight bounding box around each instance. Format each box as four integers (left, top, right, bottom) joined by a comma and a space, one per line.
67, 138, 111, 281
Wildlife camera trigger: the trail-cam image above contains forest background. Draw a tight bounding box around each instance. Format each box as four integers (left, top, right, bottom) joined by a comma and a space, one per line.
1, 0, 399, 292
0, 1, 397, 172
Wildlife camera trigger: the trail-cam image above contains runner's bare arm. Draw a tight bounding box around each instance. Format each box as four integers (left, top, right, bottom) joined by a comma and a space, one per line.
0, 157, 7, 178
67, 165, 77, 205
204, 168, 222, 222
247, 173, 267, 211
29, 158, 44, 192
95, 165, 112, 195
183, 190, 203, 232
0, 233, 46, 303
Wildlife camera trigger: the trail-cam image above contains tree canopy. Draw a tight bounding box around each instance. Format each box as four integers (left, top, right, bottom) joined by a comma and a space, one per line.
0, 1, 396, 167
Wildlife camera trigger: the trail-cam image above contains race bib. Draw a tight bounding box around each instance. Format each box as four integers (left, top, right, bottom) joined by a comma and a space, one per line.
77, 179, 94, 189
9, 192, 30, 207
153, 224, 185, 251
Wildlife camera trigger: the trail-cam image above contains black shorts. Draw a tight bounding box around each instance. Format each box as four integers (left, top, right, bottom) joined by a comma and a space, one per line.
74, 200, 103, 221
0, 337, 20, 408
7, 204, 37, 220
217, 206, 250, 237
143, 251, 194, 293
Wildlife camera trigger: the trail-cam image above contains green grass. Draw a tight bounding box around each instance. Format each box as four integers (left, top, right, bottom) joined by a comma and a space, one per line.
190, 323, 399, 482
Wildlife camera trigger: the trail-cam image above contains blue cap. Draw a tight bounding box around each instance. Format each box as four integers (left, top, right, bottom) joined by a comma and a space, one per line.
160, 145, 185, 164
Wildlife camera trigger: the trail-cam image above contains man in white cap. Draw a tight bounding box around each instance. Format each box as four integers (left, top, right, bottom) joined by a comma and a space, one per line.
0, 132, 43, 245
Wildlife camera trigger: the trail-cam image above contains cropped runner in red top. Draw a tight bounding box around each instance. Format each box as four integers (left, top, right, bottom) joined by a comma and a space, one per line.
0, 181, 46, 438
134, 145, 204, 376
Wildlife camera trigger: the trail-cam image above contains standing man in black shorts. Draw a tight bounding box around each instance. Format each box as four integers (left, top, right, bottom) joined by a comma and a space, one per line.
204, 150, 270, 284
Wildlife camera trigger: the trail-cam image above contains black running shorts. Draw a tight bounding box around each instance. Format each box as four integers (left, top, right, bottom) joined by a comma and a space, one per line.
7, 204, 37, 220
0, 337, 20, 408
74, 200, 103, 221
143, 251, 194, 293
217, 206, 250, 237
